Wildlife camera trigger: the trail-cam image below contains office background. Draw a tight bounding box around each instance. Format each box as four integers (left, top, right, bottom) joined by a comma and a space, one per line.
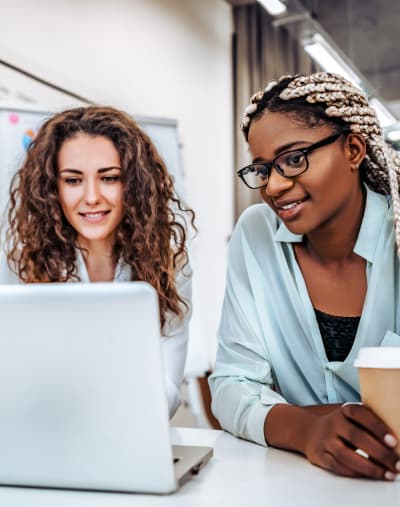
0, 0, 399, 426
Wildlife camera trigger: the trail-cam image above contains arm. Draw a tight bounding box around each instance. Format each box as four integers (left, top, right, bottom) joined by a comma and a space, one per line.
161, 263, 192, 419
209, 223, 288, 445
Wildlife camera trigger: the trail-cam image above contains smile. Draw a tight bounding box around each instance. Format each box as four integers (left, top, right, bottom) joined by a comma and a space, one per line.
275, 197, 308, 210
279, 201, 303, 210
79, 211, 110, 218
78, 211, 111, 223
273, 196, 309, 220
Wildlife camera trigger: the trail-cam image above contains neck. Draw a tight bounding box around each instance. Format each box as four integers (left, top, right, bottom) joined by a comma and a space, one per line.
304, 185, 366, 263
78, 237, 116, 282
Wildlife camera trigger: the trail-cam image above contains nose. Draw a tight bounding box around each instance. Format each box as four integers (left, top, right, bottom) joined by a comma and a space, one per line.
264, 167, 294, 198
84, 179, 101, 205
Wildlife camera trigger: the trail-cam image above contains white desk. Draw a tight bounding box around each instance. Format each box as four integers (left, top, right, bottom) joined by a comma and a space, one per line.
0, 427, 399, 506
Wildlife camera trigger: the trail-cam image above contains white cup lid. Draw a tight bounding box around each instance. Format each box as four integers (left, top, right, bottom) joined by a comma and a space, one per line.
354, 347, 400, 368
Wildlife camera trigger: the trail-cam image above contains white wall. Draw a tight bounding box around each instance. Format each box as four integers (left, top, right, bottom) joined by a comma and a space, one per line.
0, 0, 233, 362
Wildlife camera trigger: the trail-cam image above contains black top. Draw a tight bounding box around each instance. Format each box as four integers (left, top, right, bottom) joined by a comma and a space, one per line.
314, 308, 360, 362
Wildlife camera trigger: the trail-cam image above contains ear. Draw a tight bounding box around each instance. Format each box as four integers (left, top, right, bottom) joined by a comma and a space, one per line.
344, 133, 366, 170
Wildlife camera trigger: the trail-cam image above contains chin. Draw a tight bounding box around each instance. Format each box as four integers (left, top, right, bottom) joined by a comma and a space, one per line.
78, 230, 115, 243
281, 220, 310, 236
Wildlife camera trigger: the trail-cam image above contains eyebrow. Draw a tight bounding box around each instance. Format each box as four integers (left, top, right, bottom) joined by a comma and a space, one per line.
59, 166, 121, 174
252, 140, 312, 163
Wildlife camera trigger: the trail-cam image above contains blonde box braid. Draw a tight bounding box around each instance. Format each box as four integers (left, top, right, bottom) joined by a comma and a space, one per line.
241, 72, 400, 253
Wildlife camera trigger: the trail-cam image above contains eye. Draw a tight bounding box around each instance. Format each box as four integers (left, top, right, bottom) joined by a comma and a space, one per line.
255, 165, 269, 180
65, 177, 81, 185
284, 152, 305, 168
101, 175, 120, 183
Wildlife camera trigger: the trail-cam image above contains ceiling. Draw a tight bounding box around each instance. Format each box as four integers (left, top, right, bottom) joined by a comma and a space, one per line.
227, 0, 400, 111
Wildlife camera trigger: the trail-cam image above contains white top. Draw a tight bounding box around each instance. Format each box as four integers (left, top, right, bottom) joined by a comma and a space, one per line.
0, 427, 397, 506
0, 250, 192, 418
210, 186, 400, 446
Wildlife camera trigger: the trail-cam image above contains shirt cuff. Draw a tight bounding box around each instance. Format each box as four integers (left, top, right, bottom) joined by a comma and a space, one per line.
245, 403, 274, 447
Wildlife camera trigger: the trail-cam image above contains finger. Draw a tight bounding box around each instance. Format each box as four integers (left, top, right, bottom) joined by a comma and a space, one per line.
338, 423, 400, 473
332, 439, 396, 480
322, 450, 362, 478
341, 403, 398, 448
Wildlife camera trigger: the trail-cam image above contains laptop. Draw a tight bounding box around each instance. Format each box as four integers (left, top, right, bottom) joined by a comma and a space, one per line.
0, 282, 212, 494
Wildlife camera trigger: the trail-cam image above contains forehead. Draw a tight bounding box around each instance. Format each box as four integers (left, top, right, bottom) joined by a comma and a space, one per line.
247, 111, 332, 158
57, 134, 120, 169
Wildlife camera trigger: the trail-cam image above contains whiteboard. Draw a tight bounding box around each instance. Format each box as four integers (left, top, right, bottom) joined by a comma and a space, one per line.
137, 115, 185, 199
0, 108, 185, 215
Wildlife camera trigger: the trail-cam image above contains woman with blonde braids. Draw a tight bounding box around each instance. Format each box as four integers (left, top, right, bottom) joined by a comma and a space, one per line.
210, 72, 400, 479
0, 105, 194, 418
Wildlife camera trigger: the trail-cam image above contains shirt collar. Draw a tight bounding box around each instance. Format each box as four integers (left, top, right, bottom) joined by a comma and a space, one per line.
274, 185, 391, 263
353, 186, 390, 262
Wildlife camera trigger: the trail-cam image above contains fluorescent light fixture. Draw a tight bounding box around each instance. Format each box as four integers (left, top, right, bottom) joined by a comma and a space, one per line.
257, 0, 287, 16
303, 34, 397, 128
384, 122, 400, 151
386, 129, 400, 143
303, 33, 362, 88
370, 97, 397, 128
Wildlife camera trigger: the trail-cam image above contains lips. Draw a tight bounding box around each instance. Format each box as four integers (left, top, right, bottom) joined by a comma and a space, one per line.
79, 211, 110, 218
273, 196, 308, 210
272, 196, 309, 220
78, 210, 111, 223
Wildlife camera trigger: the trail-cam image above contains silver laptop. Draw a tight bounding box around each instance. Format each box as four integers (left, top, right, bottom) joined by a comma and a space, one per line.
0, 282, 212, 494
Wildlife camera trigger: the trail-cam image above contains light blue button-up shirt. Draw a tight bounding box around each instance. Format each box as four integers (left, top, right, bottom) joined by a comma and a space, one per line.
209, 186, 400, 446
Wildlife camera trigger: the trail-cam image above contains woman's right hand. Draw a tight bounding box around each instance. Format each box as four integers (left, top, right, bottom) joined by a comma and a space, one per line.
264, 403, 400, 479
304, 403, 400, 479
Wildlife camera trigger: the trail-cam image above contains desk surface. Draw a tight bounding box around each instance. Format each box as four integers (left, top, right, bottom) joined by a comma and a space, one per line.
0, 427, 399, 506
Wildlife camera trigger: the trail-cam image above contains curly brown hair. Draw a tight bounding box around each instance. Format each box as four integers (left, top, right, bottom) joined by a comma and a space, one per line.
6, 106, 195, 328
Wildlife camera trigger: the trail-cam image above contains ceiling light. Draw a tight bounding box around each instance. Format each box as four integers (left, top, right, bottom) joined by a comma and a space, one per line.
303, 33, 362, 88
384, 122, 400, 151
257, 0, 287, 16
386, 129, 400, 143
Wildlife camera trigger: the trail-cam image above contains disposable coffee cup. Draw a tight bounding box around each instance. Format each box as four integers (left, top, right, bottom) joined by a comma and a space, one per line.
354, 347, 400, 453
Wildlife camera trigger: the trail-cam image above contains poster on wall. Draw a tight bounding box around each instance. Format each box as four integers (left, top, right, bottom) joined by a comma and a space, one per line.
0, 107, 50, 215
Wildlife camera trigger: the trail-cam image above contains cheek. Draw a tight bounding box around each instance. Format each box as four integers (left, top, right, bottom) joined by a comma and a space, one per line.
108, 184, 123, 206
58, 185, 80, 214
259, 187, 272, 207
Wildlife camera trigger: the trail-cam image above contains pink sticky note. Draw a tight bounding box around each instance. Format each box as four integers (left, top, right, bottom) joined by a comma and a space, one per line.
9, 113, 19, 124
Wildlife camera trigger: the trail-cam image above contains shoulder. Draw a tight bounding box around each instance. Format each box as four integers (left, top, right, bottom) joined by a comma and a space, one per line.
235, 202, 279, 236
229, 203, 280, 256
0, 253, 21, 284
174, 259, 192, 293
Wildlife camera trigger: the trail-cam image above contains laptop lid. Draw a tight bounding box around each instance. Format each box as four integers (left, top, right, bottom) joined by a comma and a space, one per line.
0, 282, 211, 494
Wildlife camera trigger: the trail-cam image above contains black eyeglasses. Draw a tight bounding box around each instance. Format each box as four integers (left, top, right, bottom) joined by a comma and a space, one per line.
237, 131, 350, 189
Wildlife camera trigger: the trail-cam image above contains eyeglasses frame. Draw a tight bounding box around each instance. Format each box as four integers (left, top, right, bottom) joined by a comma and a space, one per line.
237, 130, 351, 189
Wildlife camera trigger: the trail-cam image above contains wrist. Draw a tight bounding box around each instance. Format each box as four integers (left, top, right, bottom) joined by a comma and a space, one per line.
264, 404, 320, 455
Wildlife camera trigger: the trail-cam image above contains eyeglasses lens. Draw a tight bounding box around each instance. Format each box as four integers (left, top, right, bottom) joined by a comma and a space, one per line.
242, 151, 308, 188
275, 151, 307, 177
241, 164, 270, 189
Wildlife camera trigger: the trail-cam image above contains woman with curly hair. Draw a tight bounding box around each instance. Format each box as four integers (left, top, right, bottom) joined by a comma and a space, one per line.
210, 72, 400, 479
0, 105, 194, 418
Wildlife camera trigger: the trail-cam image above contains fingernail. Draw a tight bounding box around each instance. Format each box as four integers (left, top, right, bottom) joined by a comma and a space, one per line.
396, 461, 400, 473
384, 471, 395, 481
384, 434, 397, 447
